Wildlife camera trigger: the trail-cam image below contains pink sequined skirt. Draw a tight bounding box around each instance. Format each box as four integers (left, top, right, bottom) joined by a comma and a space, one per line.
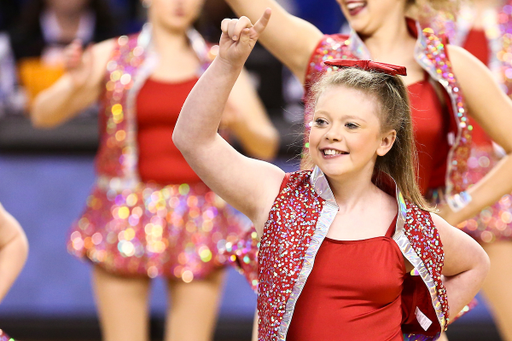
67, 177, 249, 281
457, 145, 512, 243
221, 227, 259, 291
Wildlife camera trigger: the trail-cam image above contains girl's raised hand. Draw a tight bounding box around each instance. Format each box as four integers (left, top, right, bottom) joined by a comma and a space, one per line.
63, 39, 94, 89
219, 8, 271, 68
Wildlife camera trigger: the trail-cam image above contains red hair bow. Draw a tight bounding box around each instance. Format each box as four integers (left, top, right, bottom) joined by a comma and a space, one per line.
324, 59, 407, 76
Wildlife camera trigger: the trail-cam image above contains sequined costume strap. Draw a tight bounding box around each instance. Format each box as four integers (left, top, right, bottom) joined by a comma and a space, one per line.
403, 200, 449, 330
257, 170, 324, 341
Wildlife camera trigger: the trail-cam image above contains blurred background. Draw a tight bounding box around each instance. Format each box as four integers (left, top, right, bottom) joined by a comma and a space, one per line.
0, 0, 501, 340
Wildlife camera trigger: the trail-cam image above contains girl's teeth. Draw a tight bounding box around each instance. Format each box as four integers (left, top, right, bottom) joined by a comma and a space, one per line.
347, 3, 364, 10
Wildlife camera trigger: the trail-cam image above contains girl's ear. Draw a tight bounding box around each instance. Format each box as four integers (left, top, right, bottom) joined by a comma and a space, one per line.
377, 129, 396, 156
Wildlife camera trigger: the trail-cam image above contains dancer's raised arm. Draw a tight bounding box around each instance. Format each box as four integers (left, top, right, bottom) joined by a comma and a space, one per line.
225, 0, 323, 82
173, 9, 284, 234
31, 39, 114, 128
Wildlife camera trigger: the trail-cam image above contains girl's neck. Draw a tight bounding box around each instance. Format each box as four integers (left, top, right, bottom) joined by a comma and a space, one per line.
53, 9, 82, 39
151, 23, 190, 55
360, 13, 415, 60
327, 168, 382, 214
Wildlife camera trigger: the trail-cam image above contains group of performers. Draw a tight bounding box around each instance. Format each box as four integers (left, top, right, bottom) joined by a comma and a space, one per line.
2, 0, 512, 340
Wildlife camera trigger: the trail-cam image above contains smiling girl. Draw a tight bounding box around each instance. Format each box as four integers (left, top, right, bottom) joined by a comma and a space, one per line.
174, 10, 490, 341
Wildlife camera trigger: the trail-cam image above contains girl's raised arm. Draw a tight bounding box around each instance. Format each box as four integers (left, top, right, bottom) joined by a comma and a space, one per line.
173, 10, 285, 235
443, 45, 512, 225
225, 0, 323, 83
31, 39, 114, 128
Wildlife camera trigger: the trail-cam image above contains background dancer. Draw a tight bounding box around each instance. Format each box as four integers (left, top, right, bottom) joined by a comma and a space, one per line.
30, 0, 279, 340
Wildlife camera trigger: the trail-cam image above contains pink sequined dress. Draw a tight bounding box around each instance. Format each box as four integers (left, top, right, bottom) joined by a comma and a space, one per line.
67, 27, 249, 281
444, 4, 512, 243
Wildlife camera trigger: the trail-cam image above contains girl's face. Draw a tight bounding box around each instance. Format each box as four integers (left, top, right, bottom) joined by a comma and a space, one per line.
147, 0, 205, 32
336, 0, 407, 35
309, 86, 395, 180
46, 0, 89, 15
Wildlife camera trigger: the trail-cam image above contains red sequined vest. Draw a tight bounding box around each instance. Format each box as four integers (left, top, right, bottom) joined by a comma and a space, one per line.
258, 168, 449, 341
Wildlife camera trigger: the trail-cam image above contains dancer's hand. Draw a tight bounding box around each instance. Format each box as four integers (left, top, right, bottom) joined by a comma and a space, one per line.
219, 8, 271, 69
63, 39, 94, 89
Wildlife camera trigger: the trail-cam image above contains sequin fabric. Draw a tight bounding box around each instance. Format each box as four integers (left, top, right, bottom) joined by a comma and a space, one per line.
257, 168, 449, 341
221, 227, 259, 291
433, 3, 512, 97
67, 28, 248, 280
457, 146, 512, 242
304, 22, 472, 198
68, 181, 248, 279
0, 330, 13, 341
257, 170, 323, 341
402, 201, 449, 332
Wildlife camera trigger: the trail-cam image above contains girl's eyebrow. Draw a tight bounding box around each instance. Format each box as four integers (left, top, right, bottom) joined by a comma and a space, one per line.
341, 115, 367, 123
313, 111, 367, 123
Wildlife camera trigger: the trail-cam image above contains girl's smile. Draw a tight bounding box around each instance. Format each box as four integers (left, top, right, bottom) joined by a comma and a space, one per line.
309, 85, 395, 180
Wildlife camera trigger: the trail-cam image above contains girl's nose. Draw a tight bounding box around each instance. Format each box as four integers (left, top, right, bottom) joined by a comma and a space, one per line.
325, 129, 342, 142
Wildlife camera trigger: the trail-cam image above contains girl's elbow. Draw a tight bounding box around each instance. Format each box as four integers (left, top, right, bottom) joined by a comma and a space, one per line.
172, 129, 189, 154
480, 248, 491, 278
471, 245, 491, 285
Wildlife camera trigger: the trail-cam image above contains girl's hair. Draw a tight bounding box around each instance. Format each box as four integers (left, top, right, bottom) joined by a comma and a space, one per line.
307, 68, 431, 211
407, 0, 460, 23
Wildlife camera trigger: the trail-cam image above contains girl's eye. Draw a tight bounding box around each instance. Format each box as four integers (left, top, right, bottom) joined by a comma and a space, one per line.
314, 118, 328, 126
345, 122, 358, 129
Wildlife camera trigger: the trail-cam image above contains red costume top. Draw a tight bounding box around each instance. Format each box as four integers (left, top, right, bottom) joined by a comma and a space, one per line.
257, 168, 449, 341
287, 215, 403, 341
136, 77, 201, 184
407, 74, 448, 193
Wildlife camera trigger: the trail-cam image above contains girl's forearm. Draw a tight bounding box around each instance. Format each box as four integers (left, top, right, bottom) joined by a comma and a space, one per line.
174, 58, 243, 152
448, 155, 512, 225
31, 77, 92, 128
443, 259, 489, 318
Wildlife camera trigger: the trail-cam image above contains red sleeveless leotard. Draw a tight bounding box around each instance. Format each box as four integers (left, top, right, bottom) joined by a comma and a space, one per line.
287, 215, 403, 341
407, 73, 449, 193
136, 77, 201, 184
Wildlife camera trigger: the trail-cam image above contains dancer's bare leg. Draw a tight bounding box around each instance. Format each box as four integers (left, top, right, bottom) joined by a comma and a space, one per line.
164, 268, 226, 341
481, 241, 512, 341
92, 265, 151, 341
251, 309, 258, 341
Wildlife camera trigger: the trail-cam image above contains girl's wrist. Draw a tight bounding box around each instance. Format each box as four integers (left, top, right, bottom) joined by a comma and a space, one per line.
446, 191, 472, 213
215, 55, 245, 74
